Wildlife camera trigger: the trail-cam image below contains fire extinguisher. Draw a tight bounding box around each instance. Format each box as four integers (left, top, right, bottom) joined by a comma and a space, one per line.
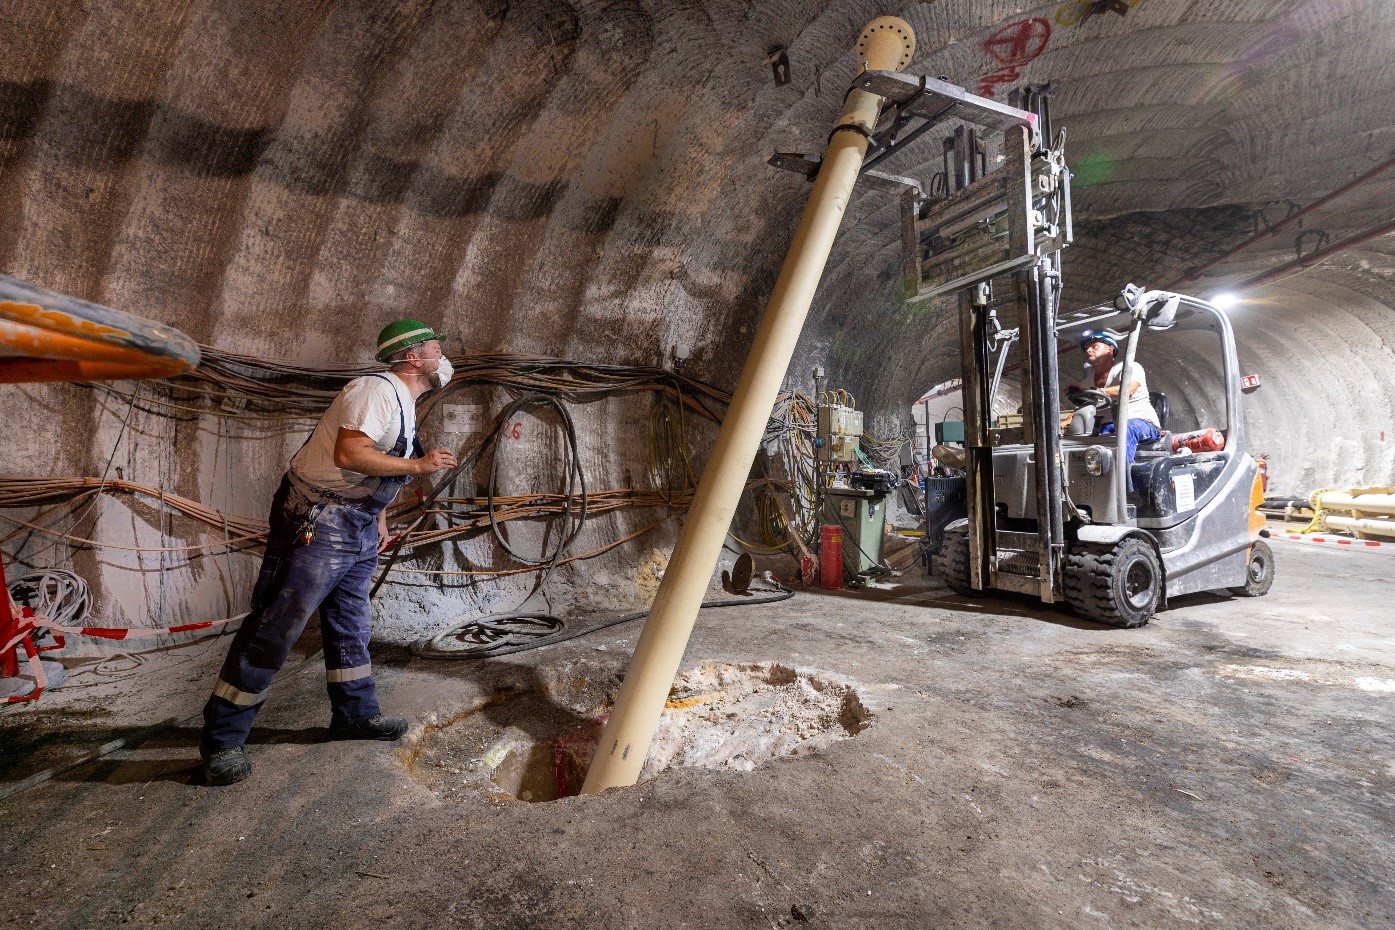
1257, 455, 1269, 494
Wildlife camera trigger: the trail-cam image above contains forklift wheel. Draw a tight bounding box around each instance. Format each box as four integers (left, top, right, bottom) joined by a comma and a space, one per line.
1228, 540, 1274, 597
932, 529, 972, 595
1064, 539, 1162, 629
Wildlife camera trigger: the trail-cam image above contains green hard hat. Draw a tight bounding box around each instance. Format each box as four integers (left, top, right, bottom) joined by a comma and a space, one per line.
376, 319, 442, 362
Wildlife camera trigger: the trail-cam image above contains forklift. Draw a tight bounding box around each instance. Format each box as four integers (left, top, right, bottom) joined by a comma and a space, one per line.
823, 73, 1272, 627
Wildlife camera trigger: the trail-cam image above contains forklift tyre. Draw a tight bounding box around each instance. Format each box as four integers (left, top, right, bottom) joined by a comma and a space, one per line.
933, 529, 971, 595
1064, 538, 1162, 629
1228, 540, 1274, 598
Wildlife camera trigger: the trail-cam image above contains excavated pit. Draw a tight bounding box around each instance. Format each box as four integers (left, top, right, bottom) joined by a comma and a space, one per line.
402, 660, 872, 803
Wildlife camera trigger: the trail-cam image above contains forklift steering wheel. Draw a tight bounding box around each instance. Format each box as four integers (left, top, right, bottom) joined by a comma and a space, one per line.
1067, 386, 1113, 410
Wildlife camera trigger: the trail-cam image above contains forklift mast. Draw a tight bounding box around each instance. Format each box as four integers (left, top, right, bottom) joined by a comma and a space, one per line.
850, 74, 1073, 601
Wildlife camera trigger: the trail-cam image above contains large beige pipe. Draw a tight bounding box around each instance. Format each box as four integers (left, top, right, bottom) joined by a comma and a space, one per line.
1311, 489, 1395, 517
582, 17, 915, 794
1320, 514, 1395, 539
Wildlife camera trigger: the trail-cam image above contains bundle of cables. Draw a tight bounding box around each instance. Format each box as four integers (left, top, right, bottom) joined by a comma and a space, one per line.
7, 568, 91, 630
761, 391, 819, 548
371, 393, 589, 599
154, 347, 732, 425
860, 427, 913, 472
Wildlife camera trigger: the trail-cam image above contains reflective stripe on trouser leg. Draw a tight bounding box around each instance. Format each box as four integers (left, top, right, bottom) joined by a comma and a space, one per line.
201, 498, 370, 755
320, 535, 383, 728
212, 679, 266, 705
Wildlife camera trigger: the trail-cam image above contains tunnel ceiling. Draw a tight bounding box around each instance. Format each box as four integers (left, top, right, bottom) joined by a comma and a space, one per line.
3, 0, 1394, 498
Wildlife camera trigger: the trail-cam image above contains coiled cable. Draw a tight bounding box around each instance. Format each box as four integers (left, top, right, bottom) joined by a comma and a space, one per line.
413, 580, 795, 659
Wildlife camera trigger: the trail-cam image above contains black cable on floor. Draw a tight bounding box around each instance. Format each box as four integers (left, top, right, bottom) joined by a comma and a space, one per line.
411, 581, 796, 660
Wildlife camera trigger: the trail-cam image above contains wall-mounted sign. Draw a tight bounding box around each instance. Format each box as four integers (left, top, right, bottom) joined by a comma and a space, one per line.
1240, 374, 1261, 391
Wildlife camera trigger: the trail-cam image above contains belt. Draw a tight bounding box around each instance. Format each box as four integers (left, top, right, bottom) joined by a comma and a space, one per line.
285, 469, 383, 512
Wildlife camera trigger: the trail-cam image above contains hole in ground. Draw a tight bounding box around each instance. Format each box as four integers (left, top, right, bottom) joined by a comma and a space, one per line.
402, 660, 871, 803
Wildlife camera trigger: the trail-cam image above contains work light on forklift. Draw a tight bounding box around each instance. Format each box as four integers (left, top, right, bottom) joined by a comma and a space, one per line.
1113, 283, 1144, 313
1084, 446, 1111, 476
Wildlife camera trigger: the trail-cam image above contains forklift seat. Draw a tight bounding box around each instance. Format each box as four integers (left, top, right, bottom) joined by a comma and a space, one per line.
1135, 391, 1171, 455
1150, 391, 1169, 430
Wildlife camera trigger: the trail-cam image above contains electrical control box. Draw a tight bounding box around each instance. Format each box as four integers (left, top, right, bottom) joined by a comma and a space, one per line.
820, 487, 886, 575
817, 404, 864, 463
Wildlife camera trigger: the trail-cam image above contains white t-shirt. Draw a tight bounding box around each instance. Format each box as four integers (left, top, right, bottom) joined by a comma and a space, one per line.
1095, 360, 1161, 428
290, 374, 416, 495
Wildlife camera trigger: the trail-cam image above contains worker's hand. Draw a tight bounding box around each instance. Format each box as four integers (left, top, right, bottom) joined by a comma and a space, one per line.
376, 511, 392, 553
414, 448, 458, 475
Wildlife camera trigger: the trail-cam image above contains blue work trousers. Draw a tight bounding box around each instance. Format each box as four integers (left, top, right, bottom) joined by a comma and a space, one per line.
201, 476, 385, 757
1101, 418, 1162, 465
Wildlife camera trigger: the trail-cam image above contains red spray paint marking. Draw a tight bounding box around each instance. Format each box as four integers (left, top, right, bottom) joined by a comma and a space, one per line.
977, 18, 1052, 98
982, 18, 1052, 65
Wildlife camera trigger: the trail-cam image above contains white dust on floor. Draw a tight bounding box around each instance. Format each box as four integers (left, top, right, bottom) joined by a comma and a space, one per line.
402, 660, 871, 803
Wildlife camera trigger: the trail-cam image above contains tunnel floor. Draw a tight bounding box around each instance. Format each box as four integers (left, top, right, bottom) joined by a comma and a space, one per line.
2, 531, 1392, 930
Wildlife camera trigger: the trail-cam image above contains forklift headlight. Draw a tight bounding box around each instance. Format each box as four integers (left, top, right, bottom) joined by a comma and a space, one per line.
1084, 446, 1112, 476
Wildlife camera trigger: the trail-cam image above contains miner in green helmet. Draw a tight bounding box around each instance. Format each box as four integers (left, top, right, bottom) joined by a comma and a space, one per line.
199, 319, 457, 786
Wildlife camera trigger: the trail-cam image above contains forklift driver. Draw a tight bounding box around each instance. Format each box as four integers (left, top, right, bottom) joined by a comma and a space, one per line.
1064, 330, 1161, 464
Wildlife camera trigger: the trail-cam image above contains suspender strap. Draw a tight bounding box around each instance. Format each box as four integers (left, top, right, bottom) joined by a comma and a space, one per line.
367, 374, 409, 452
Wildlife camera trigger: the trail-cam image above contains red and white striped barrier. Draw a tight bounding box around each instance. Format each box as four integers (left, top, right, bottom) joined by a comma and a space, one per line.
2, 599, 242, 703
1278, 532, 1385, 548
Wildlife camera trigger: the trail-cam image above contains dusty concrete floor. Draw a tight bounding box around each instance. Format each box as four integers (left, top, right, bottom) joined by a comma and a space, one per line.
2, 533, 1392, 929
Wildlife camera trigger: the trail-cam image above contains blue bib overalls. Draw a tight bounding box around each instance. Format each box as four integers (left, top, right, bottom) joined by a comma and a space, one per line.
201, 377, 421, 757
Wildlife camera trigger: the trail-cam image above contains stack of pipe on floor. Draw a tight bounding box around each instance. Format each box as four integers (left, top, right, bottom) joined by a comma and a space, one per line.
1309, 488, 1395, 540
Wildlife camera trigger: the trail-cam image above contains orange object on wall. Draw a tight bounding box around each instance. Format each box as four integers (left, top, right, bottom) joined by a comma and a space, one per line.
0, 277, 199, 384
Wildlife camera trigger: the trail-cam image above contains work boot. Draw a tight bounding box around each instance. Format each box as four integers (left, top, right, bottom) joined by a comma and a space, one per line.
204, 747, 252, 786
329, 714, 409, 741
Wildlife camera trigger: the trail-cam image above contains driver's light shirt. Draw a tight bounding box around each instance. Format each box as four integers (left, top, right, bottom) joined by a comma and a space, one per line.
1095, 361, 1161, 427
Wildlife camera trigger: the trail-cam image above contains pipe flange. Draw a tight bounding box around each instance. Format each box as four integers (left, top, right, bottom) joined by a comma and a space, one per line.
856, 17, 916, 72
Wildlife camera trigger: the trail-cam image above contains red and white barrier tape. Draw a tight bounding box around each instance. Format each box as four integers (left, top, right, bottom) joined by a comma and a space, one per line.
2, 599, 242, 704
1278, 532, 1386, 548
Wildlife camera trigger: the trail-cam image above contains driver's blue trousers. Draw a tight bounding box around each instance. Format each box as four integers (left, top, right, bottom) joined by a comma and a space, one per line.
1100, 419, 1162, 465
200, 476, 383, 757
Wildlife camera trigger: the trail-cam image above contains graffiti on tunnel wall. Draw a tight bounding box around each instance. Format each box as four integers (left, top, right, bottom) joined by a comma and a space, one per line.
975, 0, 1149, 98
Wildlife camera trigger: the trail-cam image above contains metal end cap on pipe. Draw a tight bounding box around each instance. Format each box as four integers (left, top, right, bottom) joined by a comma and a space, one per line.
856, 16, 915, 71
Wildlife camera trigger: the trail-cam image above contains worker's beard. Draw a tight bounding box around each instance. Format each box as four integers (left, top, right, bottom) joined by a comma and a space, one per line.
429, 357, 454, 390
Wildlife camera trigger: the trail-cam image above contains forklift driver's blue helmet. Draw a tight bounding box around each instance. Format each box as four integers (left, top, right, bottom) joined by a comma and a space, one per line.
1079, 330, 1118, 353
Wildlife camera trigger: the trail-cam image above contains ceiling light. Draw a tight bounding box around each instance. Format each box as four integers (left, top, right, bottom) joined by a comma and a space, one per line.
1212, 293, 1239, 310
